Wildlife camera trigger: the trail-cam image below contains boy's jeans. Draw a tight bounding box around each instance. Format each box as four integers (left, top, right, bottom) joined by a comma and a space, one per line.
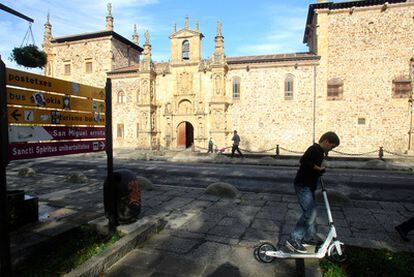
291, 183, 317, 243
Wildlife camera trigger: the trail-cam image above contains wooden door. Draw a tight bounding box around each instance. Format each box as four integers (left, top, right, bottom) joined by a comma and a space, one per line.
177, 122, 186, 147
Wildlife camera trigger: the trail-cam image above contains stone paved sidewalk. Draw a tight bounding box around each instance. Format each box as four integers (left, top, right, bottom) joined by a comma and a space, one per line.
105, 184, 414, 276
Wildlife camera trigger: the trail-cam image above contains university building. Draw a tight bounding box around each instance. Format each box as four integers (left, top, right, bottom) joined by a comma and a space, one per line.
42, 0, 414, 154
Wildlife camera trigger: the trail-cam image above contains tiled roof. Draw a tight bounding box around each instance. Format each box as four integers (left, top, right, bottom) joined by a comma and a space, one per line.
51, 30, 143, 52
108, 64, 140, 74
227, 52, 319, 64
303, 0, 407, 43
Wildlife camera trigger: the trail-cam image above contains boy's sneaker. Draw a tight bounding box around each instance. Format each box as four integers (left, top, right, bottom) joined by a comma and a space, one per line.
302, 238, 324, 247
286, 239, 307, 253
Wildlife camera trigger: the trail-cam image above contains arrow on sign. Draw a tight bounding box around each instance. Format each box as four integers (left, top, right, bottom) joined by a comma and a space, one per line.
100, 141, 105, 150
11, 109, 22, 121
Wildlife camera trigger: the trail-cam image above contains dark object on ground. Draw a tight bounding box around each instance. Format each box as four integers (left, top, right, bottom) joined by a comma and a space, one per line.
395, 217, 414, 242
10, 44, 47, 68
7, 190, 38, 230
104, 169, 141, 226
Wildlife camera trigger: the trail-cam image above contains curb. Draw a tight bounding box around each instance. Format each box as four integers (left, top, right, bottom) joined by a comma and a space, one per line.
64, 216, 166, 277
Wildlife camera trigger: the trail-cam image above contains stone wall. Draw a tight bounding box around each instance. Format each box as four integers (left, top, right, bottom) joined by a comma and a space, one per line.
316, 3, 414, 153
47, 37, 112, 88
227, 62, 317, 152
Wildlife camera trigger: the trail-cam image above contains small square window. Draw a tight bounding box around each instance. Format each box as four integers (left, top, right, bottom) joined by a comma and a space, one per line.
392, 78, 411, 98
358, 118, 366, 125
64, 64, 71, 75
85, 61, 93, 73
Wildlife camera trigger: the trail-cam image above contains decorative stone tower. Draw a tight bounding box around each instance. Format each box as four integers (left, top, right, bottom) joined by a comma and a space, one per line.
106, 3, 114, 31
169, 16, 204, 65
138, 30, 157, 149
132, 24, 139, 45
209, 20, 230, 147
42, 13, 53, 76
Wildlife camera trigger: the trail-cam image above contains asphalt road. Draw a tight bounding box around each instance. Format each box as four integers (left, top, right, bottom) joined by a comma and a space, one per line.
8, 155, 414, 203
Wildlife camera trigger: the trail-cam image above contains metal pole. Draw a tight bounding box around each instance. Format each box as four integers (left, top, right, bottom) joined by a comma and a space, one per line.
0, 3, 34, 23
104, 78, 118, 230
0, 58, 12, 276
313, 64, 317, 143
408, 59, 413, 151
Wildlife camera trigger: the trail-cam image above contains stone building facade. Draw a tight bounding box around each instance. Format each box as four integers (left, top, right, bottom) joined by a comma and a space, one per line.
43, 0, 414, 154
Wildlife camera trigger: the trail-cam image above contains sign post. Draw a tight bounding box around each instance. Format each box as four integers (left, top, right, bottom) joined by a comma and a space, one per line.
0, 59, 111, 274
0, 58, 11, 277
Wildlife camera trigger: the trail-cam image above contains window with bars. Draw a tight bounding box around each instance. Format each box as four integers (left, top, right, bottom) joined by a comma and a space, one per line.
232, 77, 240, 99
392, 76, 411, 98
117, 124, 124, 138
182, 40, 190, 60
284, 74, 294, 99
327, 78, 344, 100
117, 91, 125, 104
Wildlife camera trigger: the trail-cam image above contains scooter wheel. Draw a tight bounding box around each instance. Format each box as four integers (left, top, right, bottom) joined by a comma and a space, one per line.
257, 243, 276, 263
329, 245, 347, 263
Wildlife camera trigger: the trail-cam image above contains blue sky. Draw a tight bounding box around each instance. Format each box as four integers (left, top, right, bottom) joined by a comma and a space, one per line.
0, 0, 316, 71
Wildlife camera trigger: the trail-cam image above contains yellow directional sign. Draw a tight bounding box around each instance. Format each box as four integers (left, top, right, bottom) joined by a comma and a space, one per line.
6, 68, 105, 100
7, 88, 105, 113
7, 107, 105, 126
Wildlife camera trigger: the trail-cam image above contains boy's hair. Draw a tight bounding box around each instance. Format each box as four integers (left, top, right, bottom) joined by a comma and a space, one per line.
319, 132, 340, 146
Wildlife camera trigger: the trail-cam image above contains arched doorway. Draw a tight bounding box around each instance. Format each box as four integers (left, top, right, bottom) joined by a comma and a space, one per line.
177, 121, 194, 148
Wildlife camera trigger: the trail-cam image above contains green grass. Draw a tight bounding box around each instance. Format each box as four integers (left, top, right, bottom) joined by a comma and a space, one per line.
320, 245, 414, 277
15, 225, 122, 277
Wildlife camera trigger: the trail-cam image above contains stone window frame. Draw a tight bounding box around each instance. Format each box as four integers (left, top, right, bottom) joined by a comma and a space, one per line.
392, 75, 412, 98
284, 74, 295, 100
327, 78, 344, 100
64, 61, 71, 76
117, 91, 125, 104
85, 59, 93, 73
358, 117, 366, 125
182, 40, 190, 60
117, 123, 124, 138
232, 76, 241, 100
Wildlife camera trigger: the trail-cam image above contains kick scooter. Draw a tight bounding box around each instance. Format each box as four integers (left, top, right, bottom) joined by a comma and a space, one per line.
254, 177, 346, 263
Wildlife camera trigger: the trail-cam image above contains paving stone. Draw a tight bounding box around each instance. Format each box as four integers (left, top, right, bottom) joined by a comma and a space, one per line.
242, 227, 279, 244
190, 241, 232, 265
106, 264, 154, 277
282, 195, 298, 202
183, 218, 217, 234
353, 200, 382, 210
251, 219, 281, 232
205, 235, 239, 245
218, 217, 252, 227
256, 209, 286, 221
197, 194, 221, 202
182, 200, 214, 211
207, 225, 247, 239
114, 249, 165, 270
164, 211, 198, 230
142, 233, 201, 254
153, 254, 207, 276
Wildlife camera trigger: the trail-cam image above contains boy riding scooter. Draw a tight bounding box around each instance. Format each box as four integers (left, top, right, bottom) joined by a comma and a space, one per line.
286, 132, 340, 253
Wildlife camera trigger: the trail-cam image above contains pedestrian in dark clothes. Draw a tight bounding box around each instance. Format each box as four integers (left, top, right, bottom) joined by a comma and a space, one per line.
231, 130, 244, 158
286, 132, 340, 253
395, 217, 414, 242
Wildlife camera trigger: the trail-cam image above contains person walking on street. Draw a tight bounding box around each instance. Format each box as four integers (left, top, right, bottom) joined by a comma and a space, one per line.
231, 130, 244, 158
395, 217, 414, 242
286, 131, 340, 253
207, 137, 214, 153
